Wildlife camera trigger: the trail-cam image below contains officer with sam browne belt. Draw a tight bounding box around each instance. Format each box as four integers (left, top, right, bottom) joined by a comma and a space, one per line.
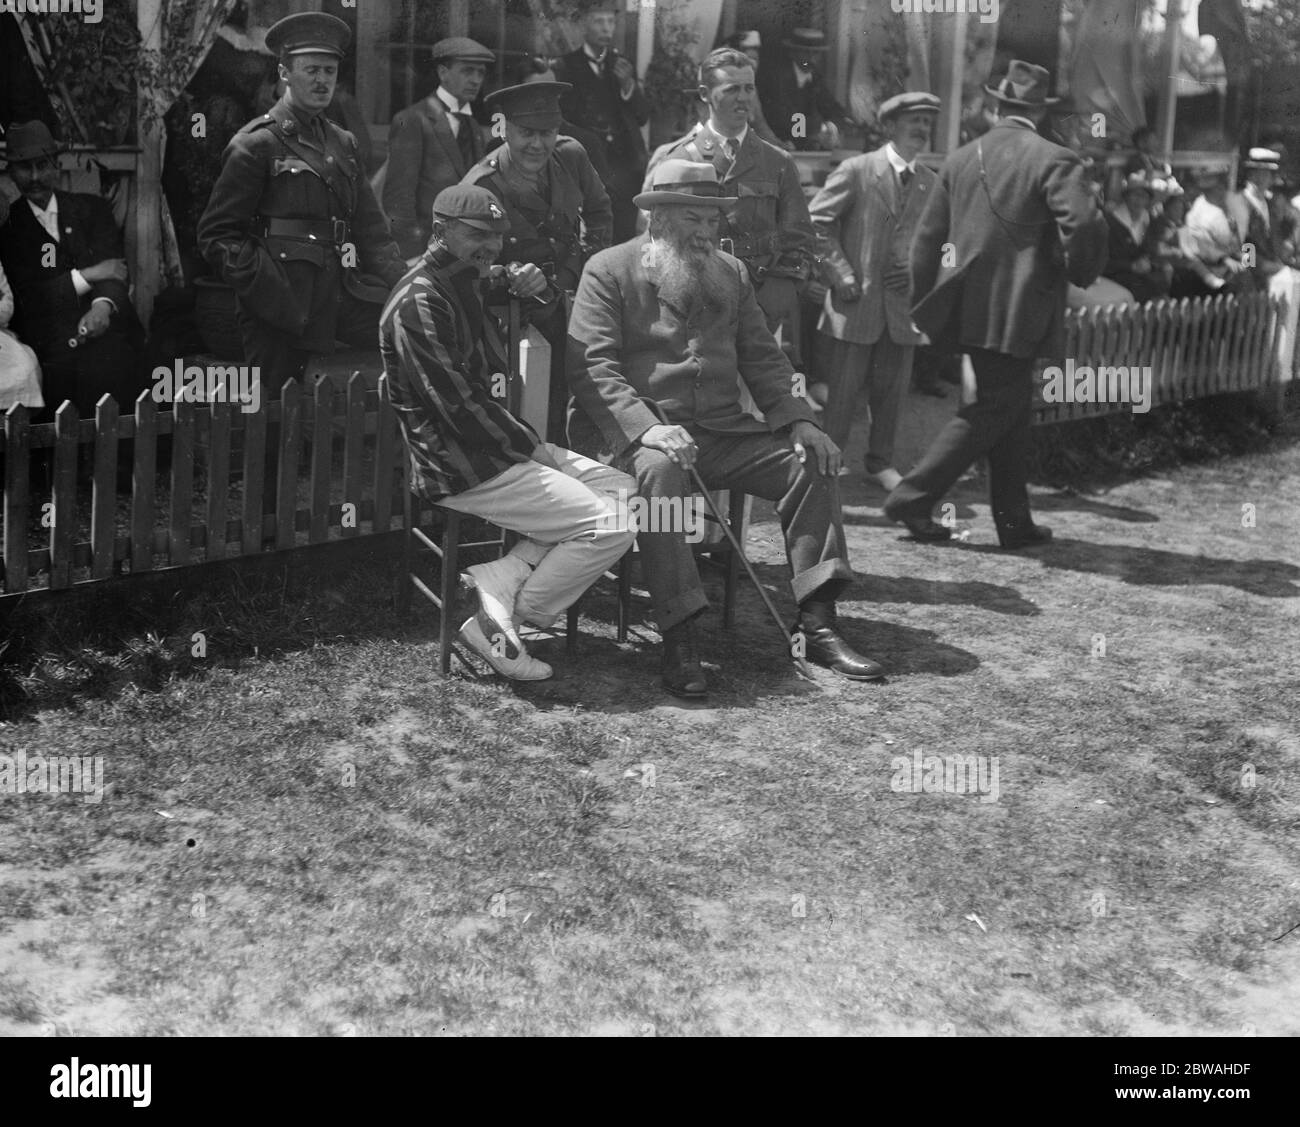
197, 12, 406, 394
644, 47, 816, 363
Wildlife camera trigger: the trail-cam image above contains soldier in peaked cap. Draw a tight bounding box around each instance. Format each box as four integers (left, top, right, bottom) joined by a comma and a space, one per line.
380, 184, 634, 683
463, 79, 612, 441
197, 11, 405, 393
384, 37, 497, 259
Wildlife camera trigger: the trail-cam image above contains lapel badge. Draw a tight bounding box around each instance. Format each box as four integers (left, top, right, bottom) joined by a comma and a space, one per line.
488, 202, 505, 219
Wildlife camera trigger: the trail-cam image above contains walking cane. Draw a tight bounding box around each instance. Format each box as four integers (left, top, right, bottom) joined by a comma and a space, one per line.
646, 402, 817, 683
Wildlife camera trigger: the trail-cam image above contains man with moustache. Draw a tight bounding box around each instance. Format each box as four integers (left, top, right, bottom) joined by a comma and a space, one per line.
381, 185, 634, 682
0, 119, 143, 419
567, 160, 885, 699
555, 1, 649, 242
810, 92, 941, 492
884, 61, 1107, 547
384, 37, 496, 260
197, 12, 405, 395
462, 79, 611, 442
645, 48, 815, 362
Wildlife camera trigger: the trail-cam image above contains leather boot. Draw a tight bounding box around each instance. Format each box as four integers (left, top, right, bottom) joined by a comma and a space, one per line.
661, 616, 707, 699
795, 600, 886, 682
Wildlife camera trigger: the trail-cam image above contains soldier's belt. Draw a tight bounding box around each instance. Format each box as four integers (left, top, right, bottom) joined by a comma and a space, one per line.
721, 232, 782, 259
261, 217, 350, 246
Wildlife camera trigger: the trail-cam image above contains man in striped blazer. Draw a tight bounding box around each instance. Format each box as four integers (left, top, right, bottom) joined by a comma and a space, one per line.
380, 186, 634, 681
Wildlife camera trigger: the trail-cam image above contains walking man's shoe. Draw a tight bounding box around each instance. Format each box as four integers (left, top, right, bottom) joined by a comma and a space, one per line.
661, 617, 708, 699
883, 497, 954, 542
998, 523, 1053, 550
795, 600, 886, 681
458, 616, 553, 680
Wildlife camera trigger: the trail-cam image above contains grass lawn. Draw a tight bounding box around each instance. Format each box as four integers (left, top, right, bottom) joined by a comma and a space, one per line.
1, 392, 1297, 1036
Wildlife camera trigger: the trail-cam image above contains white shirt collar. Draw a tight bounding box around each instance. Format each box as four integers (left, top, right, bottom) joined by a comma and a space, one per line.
884, 143, 915, 176
583, 43, 607, 67
434, 86, 472, 117
708, 122, 748, 151
1108, 201, 1149, 243
792, 61, 813, 89
1002, 115, 1037, 130
28, 195, 59, 238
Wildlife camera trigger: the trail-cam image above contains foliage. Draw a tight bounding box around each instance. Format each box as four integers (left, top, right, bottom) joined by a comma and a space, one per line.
37, 9, 141, 145
643, 0, 700, 141
1245, 0, 1300, 70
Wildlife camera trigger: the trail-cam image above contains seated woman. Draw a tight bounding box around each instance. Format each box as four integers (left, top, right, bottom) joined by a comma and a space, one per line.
1103, 171, 1170, 303
0, 228, 43, 412
1151, 179, 1227, 299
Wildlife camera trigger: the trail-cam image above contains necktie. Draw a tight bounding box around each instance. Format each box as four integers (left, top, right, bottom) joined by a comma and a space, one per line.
723, 139, 737, 164
899, 167, 913, 191
455, 112, 476, 167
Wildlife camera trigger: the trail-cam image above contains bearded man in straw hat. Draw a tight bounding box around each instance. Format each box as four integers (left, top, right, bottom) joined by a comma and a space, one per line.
567, 159, 887, 699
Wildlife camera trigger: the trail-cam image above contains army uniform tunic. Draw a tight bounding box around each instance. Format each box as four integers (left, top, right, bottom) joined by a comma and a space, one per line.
644, 125, 815, 356
462, 137, 612, 439
198, 94, 406, 391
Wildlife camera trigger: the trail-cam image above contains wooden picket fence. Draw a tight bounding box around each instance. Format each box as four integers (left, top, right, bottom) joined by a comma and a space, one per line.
0, 373, 406, 600
0, 288, 1286, 601
1032, 291, 1282, 424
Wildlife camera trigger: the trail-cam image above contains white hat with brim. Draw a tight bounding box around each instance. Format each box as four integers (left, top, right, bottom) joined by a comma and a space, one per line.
634, 159, 737, 209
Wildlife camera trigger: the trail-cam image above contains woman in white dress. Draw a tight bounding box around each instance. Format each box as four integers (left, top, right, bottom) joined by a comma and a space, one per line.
0, 193, 44, 412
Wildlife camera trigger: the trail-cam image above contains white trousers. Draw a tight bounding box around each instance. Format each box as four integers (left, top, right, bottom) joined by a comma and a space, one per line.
438, 443, 636, 628
1267, 266, 1300, 382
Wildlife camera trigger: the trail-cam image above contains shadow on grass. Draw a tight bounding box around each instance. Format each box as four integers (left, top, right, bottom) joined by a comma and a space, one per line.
961, 538, 1300, 597
849, 574, 1040, 617
1030, 491, 1159, 523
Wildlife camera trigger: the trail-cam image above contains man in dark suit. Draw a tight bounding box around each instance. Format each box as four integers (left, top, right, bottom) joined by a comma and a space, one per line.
759, 27, 849, 152
884, 61, 1108, 548
383, 37, 495, 260
554, 1, 649, 242
1103, 170, 1169, 303
197, 13, 406, 394
0, 120, 143, 419
567, 160, 885, 699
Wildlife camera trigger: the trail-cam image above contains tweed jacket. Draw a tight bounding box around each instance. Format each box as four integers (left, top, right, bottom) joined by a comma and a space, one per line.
0, 190, 141, 353
198, 94, 406, 354
644, 124, 814, 284
384, 93, 488, 258
566, 235, 819, 461
910, 118, 1108, 359
461, 136, 612, 293
810, 145, 936, 345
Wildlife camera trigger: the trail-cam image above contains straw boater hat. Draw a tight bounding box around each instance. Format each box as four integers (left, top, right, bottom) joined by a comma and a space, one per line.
782, 28, 829, 52
878, 91, 941, 122
1242, 147, 1281, 171
484, 81, 571, 130
265, 12, 350, 59
2, 120, 61, 164
633, 160, 738, 209
984, 60, 1061, 108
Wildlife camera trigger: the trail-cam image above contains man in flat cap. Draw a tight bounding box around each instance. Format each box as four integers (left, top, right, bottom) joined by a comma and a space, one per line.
760, 28, 849, 152
809, 91, 940, 493
567, 159, 886, 699
197, 12, 405, 395
384, 37, 496, 260
463, 79, 611, 441
645, 48, 816, 364
0, 119, 144, 420
554, 1, 649, 242
885, 61, 1107, 548
381, 185, 634, 681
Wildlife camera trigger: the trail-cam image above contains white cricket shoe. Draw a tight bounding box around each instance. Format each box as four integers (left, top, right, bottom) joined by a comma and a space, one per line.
458, 617, 553, 681
463, 556, 532, 642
